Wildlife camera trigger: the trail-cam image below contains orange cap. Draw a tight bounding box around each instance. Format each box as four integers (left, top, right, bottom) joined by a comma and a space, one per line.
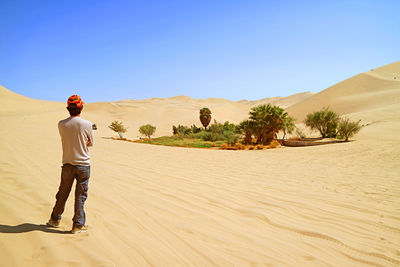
67, 95, 84, 107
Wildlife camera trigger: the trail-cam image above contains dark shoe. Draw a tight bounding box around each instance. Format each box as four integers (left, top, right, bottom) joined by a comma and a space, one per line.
46, 219, 60, 228
71, 225, 88, 234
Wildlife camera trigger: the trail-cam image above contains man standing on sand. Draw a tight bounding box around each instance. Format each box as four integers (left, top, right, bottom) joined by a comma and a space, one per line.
47, 95, 93, 234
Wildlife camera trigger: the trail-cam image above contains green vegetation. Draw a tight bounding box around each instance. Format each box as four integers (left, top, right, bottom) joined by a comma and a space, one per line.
304, 107, 339, 138
172, 120, 240, 144
338, 117, 362, 141
138, 136, 215, 148
108, 120, 127, 138
237, 120, 254, 145
199, 107, 212, 130
303, 108, 362, 141
282, 116, 295, 140
172, 124, 201, 136
249, 104, 290, 145
139, 124, 156, 140
166, 104, 297, 148
111, 105, 363, 150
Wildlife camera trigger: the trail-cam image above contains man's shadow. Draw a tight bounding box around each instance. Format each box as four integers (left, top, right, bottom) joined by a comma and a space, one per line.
0, 223, 71, 234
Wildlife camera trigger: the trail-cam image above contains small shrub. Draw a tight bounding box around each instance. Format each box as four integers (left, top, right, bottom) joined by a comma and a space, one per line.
224, 131, 239, 145
208, 120, 223, 134
208, 120, 238, 134
194, 131, 225, 142
338, 117, 362, 141
191, 131, 204, 139
190, 124, 202, 134
173, 124, 192, 136
139, 124, 156, 140
203, 132, 219, 142
256, 144, 264, 150
223, 121, 238, 133
109, 120, 128, 138
248, 145, 255, 150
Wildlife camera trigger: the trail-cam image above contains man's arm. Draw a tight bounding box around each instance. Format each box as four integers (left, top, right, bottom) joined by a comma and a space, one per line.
86, 123, 94, 147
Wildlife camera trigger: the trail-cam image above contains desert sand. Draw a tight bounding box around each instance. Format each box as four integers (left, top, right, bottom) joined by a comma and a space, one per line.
0, 61, 399, 266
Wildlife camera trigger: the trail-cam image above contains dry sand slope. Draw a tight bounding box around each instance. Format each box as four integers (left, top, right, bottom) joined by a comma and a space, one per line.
0, 61, 400, 266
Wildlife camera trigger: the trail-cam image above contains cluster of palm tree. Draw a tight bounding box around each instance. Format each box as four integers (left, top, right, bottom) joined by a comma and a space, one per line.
197, 105, 361, 145
238, 104, 295, 145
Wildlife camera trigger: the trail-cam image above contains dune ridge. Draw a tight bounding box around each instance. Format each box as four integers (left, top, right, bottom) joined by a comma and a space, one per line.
0, 61, 399, 266
287, 61, 400, 121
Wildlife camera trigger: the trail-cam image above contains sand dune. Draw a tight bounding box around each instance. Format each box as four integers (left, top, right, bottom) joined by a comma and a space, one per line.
287, 61, 400, 121
0, 86, 62, 116
239, 91, 314, 108
1, 61, 400, 266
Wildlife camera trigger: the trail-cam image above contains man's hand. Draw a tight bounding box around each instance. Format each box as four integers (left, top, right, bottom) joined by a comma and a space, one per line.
87, 139, 93, 146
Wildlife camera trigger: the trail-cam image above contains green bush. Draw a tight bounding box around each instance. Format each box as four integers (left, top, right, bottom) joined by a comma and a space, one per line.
222, 121, 237, 133
172, 124, 193, 137
338, 117, 362, 141
282, 116, 295, 140
304, 107, 339, 138
208, 120, 223, 134
223, 130, 239, 145
204, 132, 223, 142
139, 124, 156, 140
171, 120, 239, 144
207, 120, 237, 134
191, 131, 224, 142
190, 124, 202, 133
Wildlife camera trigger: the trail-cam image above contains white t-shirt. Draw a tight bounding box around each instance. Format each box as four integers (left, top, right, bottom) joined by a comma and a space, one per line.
58, 116, 93, 166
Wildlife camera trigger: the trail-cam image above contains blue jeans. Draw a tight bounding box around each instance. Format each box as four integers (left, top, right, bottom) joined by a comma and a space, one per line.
51, 164, 90, 227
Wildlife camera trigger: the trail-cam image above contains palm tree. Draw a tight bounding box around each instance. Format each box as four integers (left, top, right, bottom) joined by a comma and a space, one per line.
199, 107, 212, 130
282, 116, 295, 140
238, 120, 254, 145
249, 104, 288, 145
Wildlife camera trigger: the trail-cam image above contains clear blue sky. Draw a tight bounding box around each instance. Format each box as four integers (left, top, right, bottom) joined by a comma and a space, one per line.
1, 0, 399, 103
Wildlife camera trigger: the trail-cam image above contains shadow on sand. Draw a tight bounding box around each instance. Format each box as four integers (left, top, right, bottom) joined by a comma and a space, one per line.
0, 223, 71, 234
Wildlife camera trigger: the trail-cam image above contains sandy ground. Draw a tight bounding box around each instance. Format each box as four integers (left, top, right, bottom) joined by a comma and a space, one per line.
0, 62, 399, 266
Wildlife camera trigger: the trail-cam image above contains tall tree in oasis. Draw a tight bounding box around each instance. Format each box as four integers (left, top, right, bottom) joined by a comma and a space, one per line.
199, 107, 212, 131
